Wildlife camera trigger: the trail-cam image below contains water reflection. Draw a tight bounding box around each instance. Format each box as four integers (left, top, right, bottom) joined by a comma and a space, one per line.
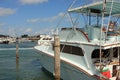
16, 58, 19, 80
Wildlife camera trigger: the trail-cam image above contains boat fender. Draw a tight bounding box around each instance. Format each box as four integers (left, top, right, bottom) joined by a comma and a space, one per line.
97, 66, 111, 79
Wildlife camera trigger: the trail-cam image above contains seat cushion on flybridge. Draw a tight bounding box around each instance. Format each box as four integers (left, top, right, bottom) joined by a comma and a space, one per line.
68, 1, 120, 16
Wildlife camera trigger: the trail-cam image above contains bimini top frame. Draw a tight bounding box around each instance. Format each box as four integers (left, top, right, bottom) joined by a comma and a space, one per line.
68, 0, 120, 16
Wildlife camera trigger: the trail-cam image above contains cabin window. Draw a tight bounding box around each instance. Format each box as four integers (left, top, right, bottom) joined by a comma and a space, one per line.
92, 48, 119, 58
92, 49, 110, 58
52, 44, 84, 56
113, 48, 119, 58
92, 49, 100, 58
60, 44, 84, 56
43, 38, 52, 40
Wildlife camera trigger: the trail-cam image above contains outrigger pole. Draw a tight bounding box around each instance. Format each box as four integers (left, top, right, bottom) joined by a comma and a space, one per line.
105, 0, 114, 43
99, 0, 106, 79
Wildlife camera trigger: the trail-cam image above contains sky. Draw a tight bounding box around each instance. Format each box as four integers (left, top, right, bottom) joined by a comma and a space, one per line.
0, 0, 73, 36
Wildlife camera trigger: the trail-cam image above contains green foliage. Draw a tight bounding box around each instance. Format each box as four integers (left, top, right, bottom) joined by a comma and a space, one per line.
21, 34, 28, 38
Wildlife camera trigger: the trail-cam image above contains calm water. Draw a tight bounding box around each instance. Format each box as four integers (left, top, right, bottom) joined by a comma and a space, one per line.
0, 42, 53, 80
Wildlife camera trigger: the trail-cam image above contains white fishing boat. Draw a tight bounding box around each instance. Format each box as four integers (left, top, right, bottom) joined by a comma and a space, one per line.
35, 0, 120, 80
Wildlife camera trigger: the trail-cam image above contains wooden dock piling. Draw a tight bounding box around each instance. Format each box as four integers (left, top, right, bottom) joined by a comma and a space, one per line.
16, 37, 19, 76
54, 35, 60, 80
16, 37, 19, 58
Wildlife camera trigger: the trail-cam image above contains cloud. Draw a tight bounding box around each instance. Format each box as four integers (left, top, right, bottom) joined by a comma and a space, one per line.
42, 12, 65, 22
27, 18, 40, 23
0, 23, 6, 27
19, 0, 48, 5
27, 12, 65, 23
0, 7, 16, 17
25, 28, 32, 33
35, 25, 56, 35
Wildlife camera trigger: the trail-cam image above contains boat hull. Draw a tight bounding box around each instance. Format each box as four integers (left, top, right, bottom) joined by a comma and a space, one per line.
36, 50, 98, 80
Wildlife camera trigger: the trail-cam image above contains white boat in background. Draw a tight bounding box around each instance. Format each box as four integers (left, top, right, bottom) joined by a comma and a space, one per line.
0, 38, 9, 44
0, 37, 16, 44
37, 35, 52, 45
35, 0, 120, 80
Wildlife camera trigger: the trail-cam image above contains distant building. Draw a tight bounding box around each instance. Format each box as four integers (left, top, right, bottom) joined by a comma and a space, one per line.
28, 35, 41, 41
